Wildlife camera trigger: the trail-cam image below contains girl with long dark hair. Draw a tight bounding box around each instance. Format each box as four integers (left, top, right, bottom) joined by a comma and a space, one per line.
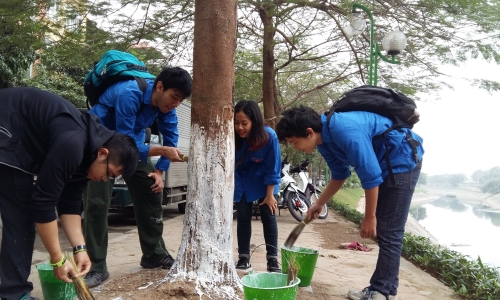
233, 100, 281, 272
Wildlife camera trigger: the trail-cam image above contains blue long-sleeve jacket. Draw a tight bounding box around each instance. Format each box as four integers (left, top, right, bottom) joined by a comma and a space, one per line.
234, 126, 281, 203
89, 79, 178, 172
317, 112, 424, 189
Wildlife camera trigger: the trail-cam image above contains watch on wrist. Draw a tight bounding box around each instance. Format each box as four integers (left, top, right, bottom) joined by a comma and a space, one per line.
73, 244, 87, 254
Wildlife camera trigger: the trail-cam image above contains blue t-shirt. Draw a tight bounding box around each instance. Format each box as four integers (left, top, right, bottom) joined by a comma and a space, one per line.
317, 112, 424, 189
234, 126, 281, 203
89, 79, 179, 172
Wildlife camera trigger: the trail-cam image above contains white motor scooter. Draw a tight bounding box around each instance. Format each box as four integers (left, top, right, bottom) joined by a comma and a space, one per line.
277, 156, 310, 222
288, 159, 329, 219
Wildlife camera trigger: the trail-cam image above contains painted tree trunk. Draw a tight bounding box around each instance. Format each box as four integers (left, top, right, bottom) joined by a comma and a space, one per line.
165, 0, 241, 298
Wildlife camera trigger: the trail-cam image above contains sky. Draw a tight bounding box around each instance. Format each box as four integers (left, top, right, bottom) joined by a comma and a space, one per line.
412, 60, 500, 177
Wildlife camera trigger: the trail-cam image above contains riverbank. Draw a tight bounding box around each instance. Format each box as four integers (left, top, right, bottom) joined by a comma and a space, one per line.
422, 185, 500, 210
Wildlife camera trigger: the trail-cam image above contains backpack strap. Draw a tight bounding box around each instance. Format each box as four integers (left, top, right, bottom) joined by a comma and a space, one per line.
235, 148, 251, 169
135, 77, 149, 113
404, 130, 421, 163
380, 131, 396, 185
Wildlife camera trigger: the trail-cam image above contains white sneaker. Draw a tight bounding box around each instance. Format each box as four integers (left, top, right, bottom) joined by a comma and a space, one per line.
347, 288, 397, 300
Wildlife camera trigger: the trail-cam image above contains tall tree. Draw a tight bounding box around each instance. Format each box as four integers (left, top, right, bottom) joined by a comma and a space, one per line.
236, 0, 500, 126
0, 0, 49, 87
165, 0, 241, 298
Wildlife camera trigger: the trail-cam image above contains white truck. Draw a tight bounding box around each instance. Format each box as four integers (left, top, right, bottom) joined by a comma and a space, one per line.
109, 102, 191, 213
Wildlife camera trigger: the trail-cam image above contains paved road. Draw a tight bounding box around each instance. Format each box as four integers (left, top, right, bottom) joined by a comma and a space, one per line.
0, 204, 184, 265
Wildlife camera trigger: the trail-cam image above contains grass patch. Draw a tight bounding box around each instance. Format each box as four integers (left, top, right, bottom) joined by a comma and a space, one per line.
330, 187, 364, 209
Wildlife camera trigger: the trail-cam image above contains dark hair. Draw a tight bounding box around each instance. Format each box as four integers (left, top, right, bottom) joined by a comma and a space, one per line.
234, 100, 268, 151
154, 66, 192, 99
276, 105, 322, 142
104, 133, 139, 180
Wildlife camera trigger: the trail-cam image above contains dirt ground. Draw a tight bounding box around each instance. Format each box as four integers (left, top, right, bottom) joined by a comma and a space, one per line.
28, 191, 460, 299
91, 210, 410, 300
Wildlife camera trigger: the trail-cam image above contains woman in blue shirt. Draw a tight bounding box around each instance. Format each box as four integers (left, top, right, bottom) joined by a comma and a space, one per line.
234, 100, 281, 273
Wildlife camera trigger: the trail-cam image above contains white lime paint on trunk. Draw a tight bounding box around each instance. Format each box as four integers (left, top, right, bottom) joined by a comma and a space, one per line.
163, 121, 242, 299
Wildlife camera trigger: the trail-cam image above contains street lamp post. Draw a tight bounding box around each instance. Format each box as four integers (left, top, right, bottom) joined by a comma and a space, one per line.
350, 3, 407, 86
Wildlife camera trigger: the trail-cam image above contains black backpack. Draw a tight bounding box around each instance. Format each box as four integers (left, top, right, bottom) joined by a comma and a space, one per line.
83, 50, 156, 109
325, 85, 420, 129
325, 85, 421, 183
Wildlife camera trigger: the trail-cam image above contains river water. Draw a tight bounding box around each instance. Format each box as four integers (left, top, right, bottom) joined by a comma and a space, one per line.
411, 197, 500, 268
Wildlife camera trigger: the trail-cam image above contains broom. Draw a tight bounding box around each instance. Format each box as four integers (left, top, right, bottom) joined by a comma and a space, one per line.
283, 215, 311, 248
65, 252, 96, 300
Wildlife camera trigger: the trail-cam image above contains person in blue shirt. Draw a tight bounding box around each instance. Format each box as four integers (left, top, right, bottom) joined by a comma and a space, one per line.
83, 66, 192, 288
276, 105, 424, 300
234, 100, 282, 273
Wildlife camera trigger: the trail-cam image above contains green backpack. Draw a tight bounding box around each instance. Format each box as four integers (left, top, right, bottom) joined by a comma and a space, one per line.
83, 50, 156, 109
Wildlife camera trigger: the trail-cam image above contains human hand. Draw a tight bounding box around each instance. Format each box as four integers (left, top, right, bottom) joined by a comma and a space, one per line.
74, 251, 91, 277
148, 172, 164, 193
163, 146, 184, 162
259, 195, 278, 215
360, 215, 377, 238
306, 203, 323, 222
53, 259, 78, 283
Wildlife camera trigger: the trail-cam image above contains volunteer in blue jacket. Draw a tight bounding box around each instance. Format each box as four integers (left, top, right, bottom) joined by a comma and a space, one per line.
234, 100, 282, 273
276, 105, 424, 300
83, 66, 192, 288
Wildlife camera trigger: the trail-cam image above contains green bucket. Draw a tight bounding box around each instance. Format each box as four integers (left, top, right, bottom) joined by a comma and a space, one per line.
241, 272, 300, 300
281, 245, 319, 287
36, 263, 77, 300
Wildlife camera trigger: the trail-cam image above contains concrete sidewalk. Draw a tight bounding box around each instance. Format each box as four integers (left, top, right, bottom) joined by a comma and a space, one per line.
28, 205, 456, 299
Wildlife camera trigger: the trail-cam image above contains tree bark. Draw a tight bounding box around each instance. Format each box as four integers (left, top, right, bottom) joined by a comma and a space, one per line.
259, 5, 277, 128
166, 0, 241, 298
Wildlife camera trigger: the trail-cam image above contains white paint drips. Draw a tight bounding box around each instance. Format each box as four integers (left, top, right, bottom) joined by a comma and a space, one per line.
138, 282, 153, 290
164, 122, 242, 299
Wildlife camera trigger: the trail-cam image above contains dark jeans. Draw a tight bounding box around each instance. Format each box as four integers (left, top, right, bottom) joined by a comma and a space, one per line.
83, 159, 168, 272
0, 165, 36, 300
236, 194, 278, 259
369, 161, 422, 297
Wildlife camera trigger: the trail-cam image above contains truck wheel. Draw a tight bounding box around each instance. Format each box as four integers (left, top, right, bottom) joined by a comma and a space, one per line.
178, 202, 186, 214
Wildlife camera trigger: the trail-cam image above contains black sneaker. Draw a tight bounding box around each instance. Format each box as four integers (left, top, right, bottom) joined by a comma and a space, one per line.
267, 258, 281, 273
235, 257, 251, 270
84, 271, 110, 288
140, 254, 175, 270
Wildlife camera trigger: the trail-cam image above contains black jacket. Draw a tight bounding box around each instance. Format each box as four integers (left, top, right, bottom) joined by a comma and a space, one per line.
0, 87, 115, 223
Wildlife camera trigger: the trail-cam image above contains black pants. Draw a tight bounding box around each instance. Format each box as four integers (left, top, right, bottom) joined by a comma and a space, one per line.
236, 194, 278, 259
0, 164, 36, 300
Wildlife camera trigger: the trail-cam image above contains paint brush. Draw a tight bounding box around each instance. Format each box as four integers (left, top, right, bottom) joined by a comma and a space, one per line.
284, 215, 311, 248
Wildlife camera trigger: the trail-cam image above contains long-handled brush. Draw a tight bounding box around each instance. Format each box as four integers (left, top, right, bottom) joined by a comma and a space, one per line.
284, 215, 311, 248
65, 252, 96, 300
